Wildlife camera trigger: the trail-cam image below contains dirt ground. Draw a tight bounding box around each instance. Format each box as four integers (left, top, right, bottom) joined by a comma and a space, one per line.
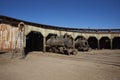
0, 50, 120, 80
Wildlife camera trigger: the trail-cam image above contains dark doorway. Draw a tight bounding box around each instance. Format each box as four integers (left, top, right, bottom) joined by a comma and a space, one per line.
100, 37, 110, 49
88, 37, 98, 49
26, 31, 43, 53
113, 37, 120, 49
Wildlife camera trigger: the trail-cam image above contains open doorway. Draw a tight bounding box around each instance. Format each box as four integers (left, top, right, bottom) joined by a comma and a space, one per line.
113, 37, 120, 49
25, 31, 43, 53
88, 37, 98, 49
100, 37, 110, 49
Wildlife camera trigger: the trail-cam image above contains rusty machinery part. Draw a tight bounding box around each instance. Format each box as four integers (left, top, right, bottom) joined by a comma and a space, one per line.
75, 37, 89, 51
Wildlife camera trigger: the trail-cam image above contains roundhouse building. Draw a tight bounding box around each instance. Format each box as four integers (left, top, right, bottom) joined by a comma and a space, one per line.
0, 15, 120, 53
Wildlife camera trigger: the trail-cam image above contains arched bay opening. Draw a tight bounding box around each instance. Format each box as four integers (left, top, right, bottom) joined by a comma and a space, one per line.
113, 37, 120, 49
46, 33, 57, 52
26, 31, 43, 53
88, 37, 98, 49
100, 37, 110, 49
46, 33, 57, 41
75, 36, 85, 41
75, 36, 89, 51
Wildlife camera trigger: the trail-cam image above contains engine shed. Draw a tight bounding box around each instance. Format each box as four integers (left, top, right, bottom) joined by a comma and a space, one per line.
0, 15, 120, 55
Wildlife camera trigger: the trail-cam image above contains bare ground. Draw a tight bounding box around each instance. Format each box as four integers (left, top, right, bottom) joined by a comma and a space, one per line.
0, 50, 120, 80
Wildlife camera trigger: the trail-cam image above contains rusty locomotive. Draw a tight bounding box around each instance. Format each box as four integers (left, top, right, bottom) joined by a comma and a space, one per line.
46, 34, 78, 55
46, 34, 89, 55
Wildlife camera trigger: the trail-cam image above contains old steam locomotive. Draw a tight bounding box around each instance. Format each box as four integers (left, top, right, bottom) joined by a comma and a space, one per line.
46, 34, 89, 55
46, 34, 78, 55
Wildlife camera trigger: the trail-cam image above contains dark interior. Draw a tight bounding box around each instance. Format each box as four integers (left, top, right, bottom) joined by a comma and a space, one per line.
88, 37, 98, 49
100, 37, 110, 49
26, 31, 43, 53
112, 37, 120, 49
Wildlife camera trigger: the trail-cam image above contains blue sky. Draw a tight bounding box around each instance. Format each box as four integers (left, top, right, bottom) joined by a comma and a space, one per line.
0, 0, 120, 29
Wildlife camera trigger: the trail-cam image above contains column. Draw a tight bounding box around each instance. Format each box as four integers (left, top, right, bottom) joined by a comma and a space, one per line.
110, 39, 112, 49
73, 39, 75, 49
97, 39, 100, 49
43, 36, 46, 52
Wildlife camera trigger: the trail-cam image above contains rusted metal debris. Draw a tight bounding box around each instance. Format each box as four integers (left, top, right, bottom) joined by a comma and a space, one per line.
0, 24, 18, 51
